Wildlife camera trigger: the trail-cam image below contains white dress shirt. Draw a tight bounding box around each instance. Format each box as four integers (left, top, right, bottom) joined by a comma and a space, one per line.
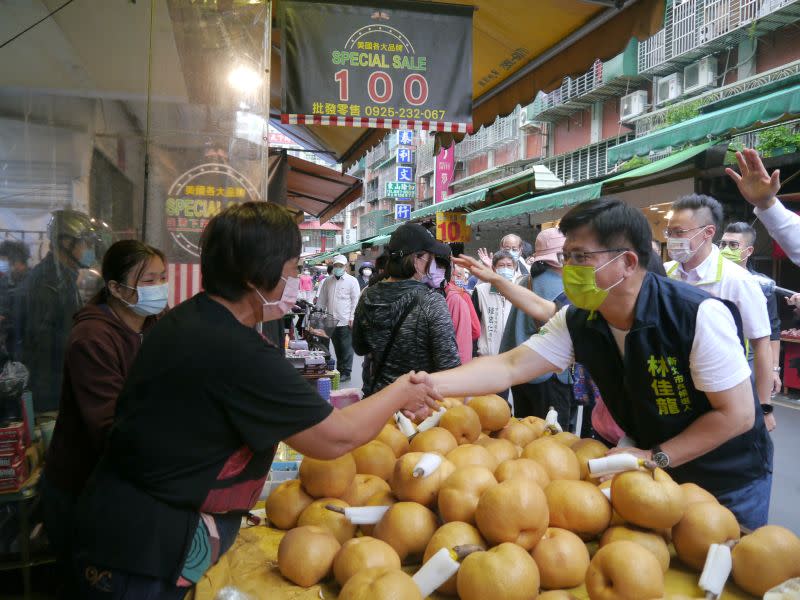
664, 244, 770, 340
316, 272, 361, 326
755, 199, 800, 267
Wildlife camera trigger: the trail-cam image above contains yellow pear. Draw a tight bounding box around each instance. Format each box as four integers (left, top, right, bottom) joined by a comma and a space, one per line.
467, 394, 511, 432
439, 404, 482, 444
351, 440, 396, 481
422, 522, 486, 595
475, 478, 549, 550
359, 490, 397, 536
522, 438, 581, 481
532, 527, 590, 590
446, 444, 499, 471
572, 438, 610, 481
339, 567, 422, 600
372, 501, 438, 562
457, 542, 540, 600
597, 480, 625, 526
390, 451, 455, 507
377, 424, 410, 457
545, 479, 612, 539
585, 540, 664, 600
438, 466, 497, 525
476, 437, 520, 464
672, 501, 740, 571
409, 427, 458, 455
551, 431, 580, 446
340, 474, 391, 507
519, 415, 548, 438
611, 468, 685, 529
494, 458, 550, 488
600, 525, 670, 573
265, 479, 314, 530
496, 421, 538, 447
333, 536, 401, 586
299, 454, 357, 498
297, 498, 356, 544
732, 525, 800, 596
539, 593, 579, 600
277, 525, 341, 587
680, 482, 718, 505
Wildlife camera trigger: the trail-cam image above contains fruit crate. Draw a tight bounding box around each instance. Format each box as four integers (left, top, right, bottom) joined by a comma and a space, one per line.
260, 459, 301, 500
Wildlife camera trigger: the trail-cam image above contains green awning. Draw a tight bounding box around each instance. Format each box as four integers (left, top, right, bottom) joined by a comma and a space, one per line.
607, 84, 800, 164
410, 188, 488, 220
336, 238, 377, 254
468, 142, 713, 226
368, 234, 391, 246
306, 252, 333, 266
377, 222, 402, 236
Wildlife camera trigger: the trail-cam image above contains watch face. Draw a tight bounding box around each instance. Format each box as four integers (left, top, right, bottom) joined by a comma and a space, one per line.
653, 452, 669, 468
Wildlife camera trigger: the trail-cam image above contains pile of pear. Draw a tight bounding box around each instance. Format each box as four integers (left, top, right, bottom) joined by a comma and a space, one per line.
266, 395, 800, 600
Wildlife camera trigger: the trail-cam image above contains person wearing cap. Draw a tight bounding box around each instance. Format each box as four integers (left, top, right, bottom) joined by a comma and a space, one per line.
316, 255, 361, 382
353, 223, 461, 394
357, 262, 374, 290
17, 209, 101, 412
499, 228, 575, 427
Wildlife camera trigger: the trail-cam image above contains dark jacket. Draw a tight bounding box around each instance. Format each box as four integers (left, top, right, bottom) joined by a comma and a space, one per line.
44, 304, 157, 496
353, 279, 460, 393
18, 253, 82, 412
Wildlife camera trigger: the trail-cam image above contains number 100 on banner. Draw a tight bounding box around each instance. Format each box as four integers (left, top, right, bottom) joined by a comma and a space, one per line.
436, 212, 471, 243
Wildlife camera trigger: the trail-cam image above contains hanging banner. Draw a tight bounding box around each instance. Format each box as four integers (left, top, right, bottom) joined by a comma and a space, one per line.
435, 211, 471, 243
434, 145, 455, 204
280, 0, 473, 133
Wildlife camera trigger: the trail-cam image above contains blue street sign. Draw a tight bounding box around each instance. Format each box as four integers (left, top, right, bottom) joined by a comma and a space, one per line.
395, 203, 412, 220
397, 166, 413, 182
397, 147, 413, 164
397, 130, 414, 146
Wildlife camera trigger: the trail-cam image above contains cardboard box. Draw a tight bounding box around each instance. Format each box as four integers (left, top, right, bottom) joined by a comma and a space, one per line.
0, 454, 28, 492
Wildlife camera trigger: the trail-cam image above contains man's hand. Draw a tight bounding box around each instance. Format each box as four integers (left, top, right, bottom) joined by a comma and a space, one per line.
786, 292, 800, 307
348, 320, 353, 328
725, 148, 780, 210
772, 372, 782, 396
605, 446, 652, 462
764, 411, 777, 432
395, 371, 441, 420
453, 255, 500, 286
477, 247, 493, 268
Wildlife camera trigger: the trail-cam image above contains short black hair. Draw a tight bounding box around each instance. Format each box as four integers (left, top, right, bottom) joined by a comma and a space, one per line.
559, 197, 652, 266
671, 194, 724, 229
0, 240, 30, 265
724, 221, 756, 247
201, 202, 301, 301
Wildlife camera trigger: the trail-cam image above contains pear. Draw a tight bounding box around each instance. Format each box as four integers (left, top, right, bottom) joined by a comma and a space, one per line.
277, 525, 341, 587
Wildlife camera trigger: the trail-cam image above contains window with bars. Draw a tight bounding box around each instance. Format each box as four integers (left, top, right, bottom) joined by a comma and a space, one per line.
543, 135, 634, 184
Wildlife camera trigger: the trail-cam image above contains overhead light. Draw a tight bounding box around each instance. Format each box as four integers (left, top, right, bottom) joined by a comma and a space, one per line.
228, 66, 262, 92
650, 206, 659, 211
665, 210, 674, 220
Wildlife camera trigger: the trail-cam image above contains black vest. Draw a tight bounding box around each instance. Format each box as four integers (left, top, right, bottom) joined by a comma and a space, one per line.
566, 273, 772, 496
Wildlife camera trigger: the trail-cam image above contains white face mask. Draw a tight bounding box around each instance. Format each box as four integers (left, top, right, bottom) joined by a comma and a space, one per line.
362, 268, 372, 277
256, 276, 300, 322
667, 229, 707, 264
120, 282, 169, 317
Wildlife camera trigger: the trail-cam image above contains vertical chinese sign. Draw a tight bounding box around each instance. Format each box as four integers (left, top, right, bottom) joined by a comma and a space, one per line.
434, 145, 455, 204
279, 1, 473, 133
395, 129, 414, 219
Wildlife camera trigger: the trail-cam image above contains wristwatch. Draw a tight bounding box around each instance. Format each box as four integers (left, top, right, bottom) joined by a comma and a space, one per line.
772, 366, 781, 373
761, 404, 774, 415
651, 445, 670, 469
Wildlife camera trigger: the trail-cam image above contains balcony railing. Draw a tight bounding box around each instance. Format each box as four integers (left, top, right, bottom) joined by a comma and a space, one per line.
638, 0, 800, 75
365, 140, 389, 167
454, 112, 519, 160
542, 135, 634, 185
416, 140, 435, 175
365, 187, 380, 202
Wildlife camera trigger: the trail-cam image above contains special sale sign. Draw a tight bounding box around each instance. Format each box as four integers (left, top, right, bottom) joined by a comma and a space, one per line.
280, 1, 473, 132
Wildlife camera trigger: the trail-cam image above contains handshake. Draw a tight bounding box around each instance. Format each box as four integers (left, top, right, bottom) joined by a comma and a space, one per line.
392, 371, 441, 421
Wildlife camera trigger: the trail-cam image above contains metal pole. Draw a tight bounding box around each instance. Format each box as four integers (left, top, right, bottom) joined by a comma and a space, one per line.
262, 0, 272, 203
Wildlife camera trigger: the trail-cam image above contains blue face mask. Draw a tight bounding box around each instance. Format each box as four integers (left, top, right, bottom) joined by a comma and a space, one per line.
507, 250, 521, 262
496, 267, 515, 281
79, 247, 96, 268
333, 267, 345, 278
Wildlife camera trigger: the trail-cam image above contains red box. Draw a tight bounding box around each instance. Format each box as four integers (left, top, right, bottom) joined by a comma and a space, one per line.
0, 421, 24, 445
0, 454, 28, 492
783, 342, 800, 391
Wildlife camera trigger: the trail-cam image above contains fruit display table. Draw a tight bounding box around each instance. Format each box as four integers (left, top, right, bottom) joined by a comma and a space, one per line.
187, 525, 757, 600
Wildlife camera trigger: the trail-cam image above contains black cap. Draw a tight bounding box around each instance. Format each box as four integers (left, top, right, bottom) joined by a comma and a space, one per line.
388, 223, 451, 258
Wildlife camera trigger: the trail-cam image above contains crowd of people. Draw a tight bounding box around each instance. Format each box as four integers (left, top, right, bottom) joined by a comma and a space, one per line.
0, 148, 798, 597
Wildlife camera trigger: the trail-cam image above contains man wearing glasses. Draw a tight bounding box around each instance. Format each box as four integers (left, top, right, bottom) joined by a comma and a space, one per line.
664, 195, 775, 432
417, 198, 772, 529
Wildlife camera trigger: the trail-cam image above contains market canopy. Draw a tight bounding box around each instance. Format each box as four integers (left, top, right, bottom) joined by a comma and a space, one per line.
410, 165, 562, 220
607, 84, 800, 164
468, 142, 714, 225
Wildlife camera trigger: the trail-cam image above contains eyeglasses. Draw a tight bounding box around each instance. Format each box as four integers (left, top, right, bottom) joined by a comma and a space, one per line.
717, 240, 741, 250
556, 248, 629, 265
663, 226, 707, 238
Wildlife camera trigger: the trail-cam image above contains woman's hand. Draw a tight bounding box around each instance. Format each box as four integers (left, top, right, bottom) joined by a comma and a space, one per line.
454, 255, 500, 286
725, 148, 780, 210
477, 247, 493, 268
394, 371, 441, 420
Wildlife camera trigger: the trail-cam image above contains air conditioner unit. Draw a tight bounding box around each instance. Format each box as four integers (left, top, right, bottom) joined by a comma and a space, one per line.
620, 90, 649, 121
654, 73, 682, 106
683, 56, 717, 94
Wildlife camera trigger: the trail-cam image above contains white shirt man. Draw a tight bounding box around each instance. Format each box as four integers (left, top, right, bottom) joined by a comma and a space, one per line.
316, 255, 361, 380
664, 195, 774, 431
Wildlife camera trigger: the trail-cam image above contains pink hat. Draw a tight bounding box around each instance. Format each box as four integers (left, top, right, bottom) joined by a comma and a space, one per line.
533, 228, 566, 267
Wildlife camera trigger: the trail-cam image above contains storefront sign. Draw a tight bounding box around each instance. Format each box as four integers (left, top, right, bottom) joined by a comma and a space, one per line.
434, 145, 455, 204
395, 203, 412, 220
280, 0, 473, 133
435, 211, 470, 243
165, 163, 260, 259
397, 166, 413, 182
398, 130, 414, 145
397, 147, 413, 164
386, 181, 416, 198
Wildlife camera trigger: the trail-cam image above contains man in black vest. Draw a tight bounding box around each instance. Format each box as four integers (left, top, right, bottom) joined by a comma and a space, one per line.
418, 198, 773, 530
